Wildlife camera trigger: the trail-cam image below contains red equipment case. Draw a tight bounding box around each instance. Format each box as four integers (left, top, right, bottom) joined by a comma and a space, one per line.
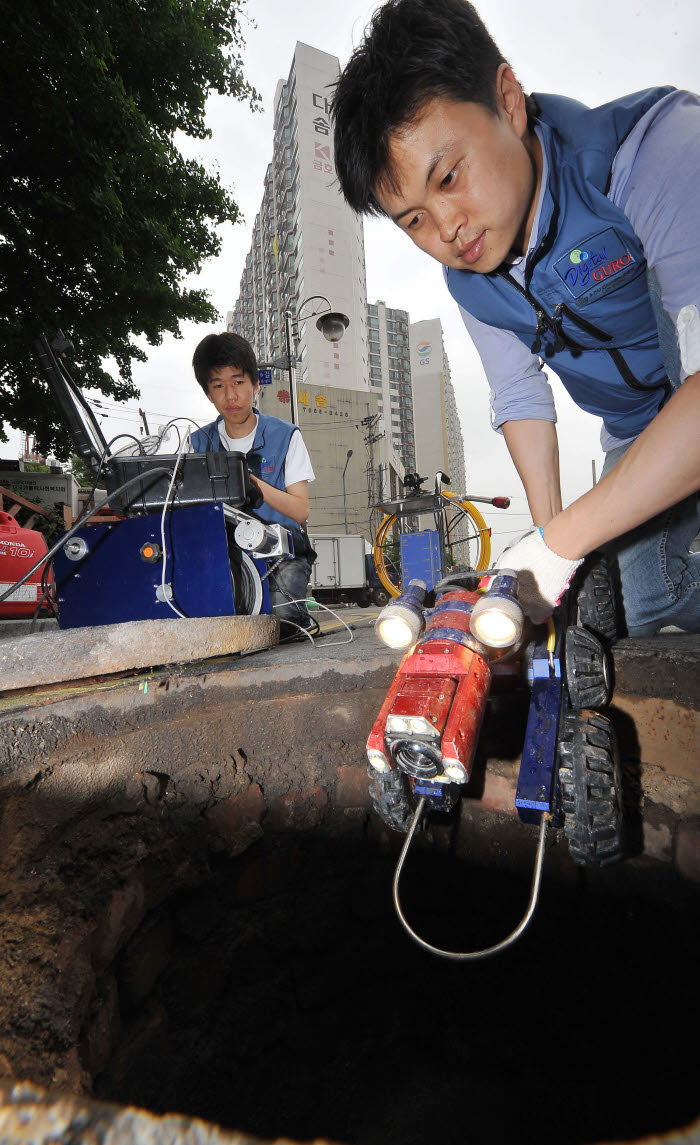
0, 512, 51, 618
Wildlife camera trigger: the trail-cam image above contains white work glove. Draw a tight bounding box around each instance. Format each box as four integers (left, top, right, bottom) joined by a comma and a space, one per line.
495, 527, 583, 624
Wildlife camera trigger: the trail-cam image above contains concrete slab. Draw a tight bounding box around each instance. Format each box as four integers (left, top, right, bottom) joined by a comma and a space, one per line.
0, 615, 279, 692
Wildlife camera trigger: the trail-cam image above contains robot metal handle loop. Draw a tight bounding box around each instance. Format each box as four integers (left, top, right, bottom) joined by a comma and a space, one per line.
392, 799, 550, 961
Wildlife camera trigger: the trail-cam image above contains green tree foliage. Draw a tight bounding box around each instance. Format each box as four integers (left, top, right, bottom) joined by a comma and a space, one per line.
0, 0, 259, 454
68, 453, 98, 489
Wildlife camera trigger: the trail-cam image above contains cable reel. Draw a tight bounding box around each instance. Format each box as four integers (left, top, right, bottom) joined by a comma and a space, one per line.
373, 493, 492, 600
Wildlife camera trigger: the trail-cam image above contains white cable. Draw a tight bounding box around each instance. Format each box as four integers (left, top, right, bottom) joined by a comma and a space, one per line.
271, 598, 317, 641
275, 615, 316, 646
310, 600, 354, 646
160, 425, 191, 620
272, 598, 354, 646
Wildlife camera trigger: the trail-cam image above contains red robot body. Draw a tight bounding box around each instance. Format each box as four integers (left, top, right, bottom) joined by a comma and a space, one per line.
367, 589, 492, 785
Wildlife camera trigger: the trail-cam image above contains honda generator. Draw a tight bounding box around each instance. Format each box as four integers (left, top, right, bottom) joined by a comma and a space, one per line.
0, 513, 51, 619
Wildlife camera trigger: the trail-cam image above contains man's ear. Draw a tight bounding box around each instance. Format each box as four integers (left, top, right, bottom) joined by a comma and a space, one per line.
496, 63, 529, 139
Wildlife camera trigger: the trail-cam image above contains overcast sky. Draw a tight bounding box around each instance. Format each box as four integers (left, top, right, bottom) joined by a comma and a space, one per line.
11, 0, 698, 552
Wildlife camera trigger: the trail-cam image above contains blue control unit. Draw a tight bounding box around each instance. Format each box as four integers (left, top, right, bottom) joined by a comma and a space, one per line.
400, 530, 443, 591
53, 502, 270, 629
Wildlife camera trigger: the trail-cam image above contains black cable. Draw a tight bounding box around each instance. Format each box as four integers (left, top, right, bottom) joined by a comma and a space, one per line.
29, 582, 56, 632
107, 433, 145, 455
38, 549, 57, 617
94, 410, 220, 452
0, 468, 172, 605
78, 438, 120, 514
155, 420, 185, 451
157, 416, 209, 446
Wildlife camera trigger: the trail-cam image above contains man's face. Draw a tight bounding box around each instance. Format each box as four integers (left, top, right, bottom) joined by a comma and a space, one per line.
206, 365, 259, 427
375, 70, 540, 274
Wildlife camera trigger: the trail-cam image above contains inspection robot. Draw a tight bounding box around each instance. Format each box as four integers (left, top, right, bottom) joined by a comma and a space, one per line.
367, 548, 622, 961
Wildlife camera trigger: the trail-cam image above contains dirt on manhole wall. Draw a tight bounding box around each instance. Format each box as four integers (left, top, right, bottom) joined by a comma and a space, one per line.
0, 638, 698, 1145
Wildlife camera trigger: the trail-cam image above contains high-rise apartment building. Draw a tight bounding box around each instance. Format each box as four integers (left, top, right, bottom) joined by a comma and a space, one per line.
231, 42, 368, 408
367, 301, 416, 479
229, 43, 474, 545
409, 318, 470, 560
442, 368, 468, 501
229, 42, 398, 539
409, 319, 466, 492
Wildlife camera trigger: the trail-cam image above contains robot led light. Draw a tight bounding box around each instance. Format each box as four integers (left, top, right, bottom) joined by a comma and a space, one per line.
375, 578, 427, 650
470, 570, 523, 649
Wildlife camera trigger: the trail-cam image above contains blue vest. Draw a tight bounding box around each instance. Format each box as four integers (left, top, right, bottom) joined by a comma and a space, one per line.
446, 87, 676, 441
190, 412, 309, 555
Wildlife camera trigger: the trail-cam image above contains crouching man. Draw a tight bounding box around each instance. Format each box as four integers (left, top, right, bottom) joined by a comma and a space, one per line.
332, 0, 700, 635
191, 331, 316, 637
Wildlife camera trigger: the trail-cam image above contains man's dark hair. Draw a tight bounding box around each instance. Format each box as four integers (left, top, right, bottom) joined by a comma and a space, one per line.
332, 0, 534, 215
192, 331, 259, 392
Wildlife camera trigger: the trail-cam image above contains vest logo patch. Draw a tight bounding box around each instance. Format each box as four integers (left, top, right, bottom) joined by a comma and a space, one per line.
261, 457, 275, 475
554, 227, 636, 303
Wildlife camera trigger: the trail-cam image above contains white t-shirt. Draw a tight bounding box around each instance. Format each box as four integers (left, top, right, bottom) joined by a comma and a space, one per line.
216, 415, 315, 488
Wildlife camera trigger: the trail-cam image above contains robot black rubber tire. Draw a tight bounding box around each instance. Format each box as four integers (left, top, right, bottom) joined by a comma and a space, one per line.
558, 709, 624, 867
574, 553, 619, 643
564, 625, 612, 710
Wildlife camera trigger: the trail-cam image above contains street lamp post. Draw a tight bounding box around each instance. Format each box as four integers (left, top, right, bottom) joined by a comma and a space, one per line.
342, 448, 353, 534
258, 295, 349, 426
283, 310, 297, 425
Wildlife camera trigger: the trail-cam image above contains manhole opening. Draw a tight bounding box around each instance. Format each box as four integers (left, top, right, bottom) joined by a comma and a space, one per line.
77, 831, 700, 1145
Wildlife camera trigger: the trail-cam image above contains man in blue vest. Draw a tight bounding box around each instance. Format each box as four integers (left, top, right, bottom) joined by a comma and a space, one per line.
332, 0, 700, 635
191, 332, 316, 636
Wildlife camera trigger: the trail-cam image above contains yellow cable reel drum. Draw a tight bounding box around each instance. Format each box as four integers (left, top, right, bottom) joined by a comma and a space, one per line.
373, 492, 492, 600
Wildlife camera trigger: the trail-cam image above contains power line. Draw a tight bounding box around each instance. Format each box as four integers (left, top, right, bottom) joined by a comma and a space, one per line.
89, 400, 199, 424
311, 487, 377, 500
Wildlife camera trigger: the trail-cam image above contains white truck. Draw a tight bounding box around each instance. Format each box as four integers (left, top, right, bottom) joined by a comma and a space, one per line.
308, 533, 389, 608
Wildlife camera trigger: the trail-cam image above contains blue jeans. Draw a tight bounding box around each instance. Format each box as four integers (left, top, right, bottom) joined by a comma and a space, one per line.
602, 443, 700, 636
267, 556, 313, 632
